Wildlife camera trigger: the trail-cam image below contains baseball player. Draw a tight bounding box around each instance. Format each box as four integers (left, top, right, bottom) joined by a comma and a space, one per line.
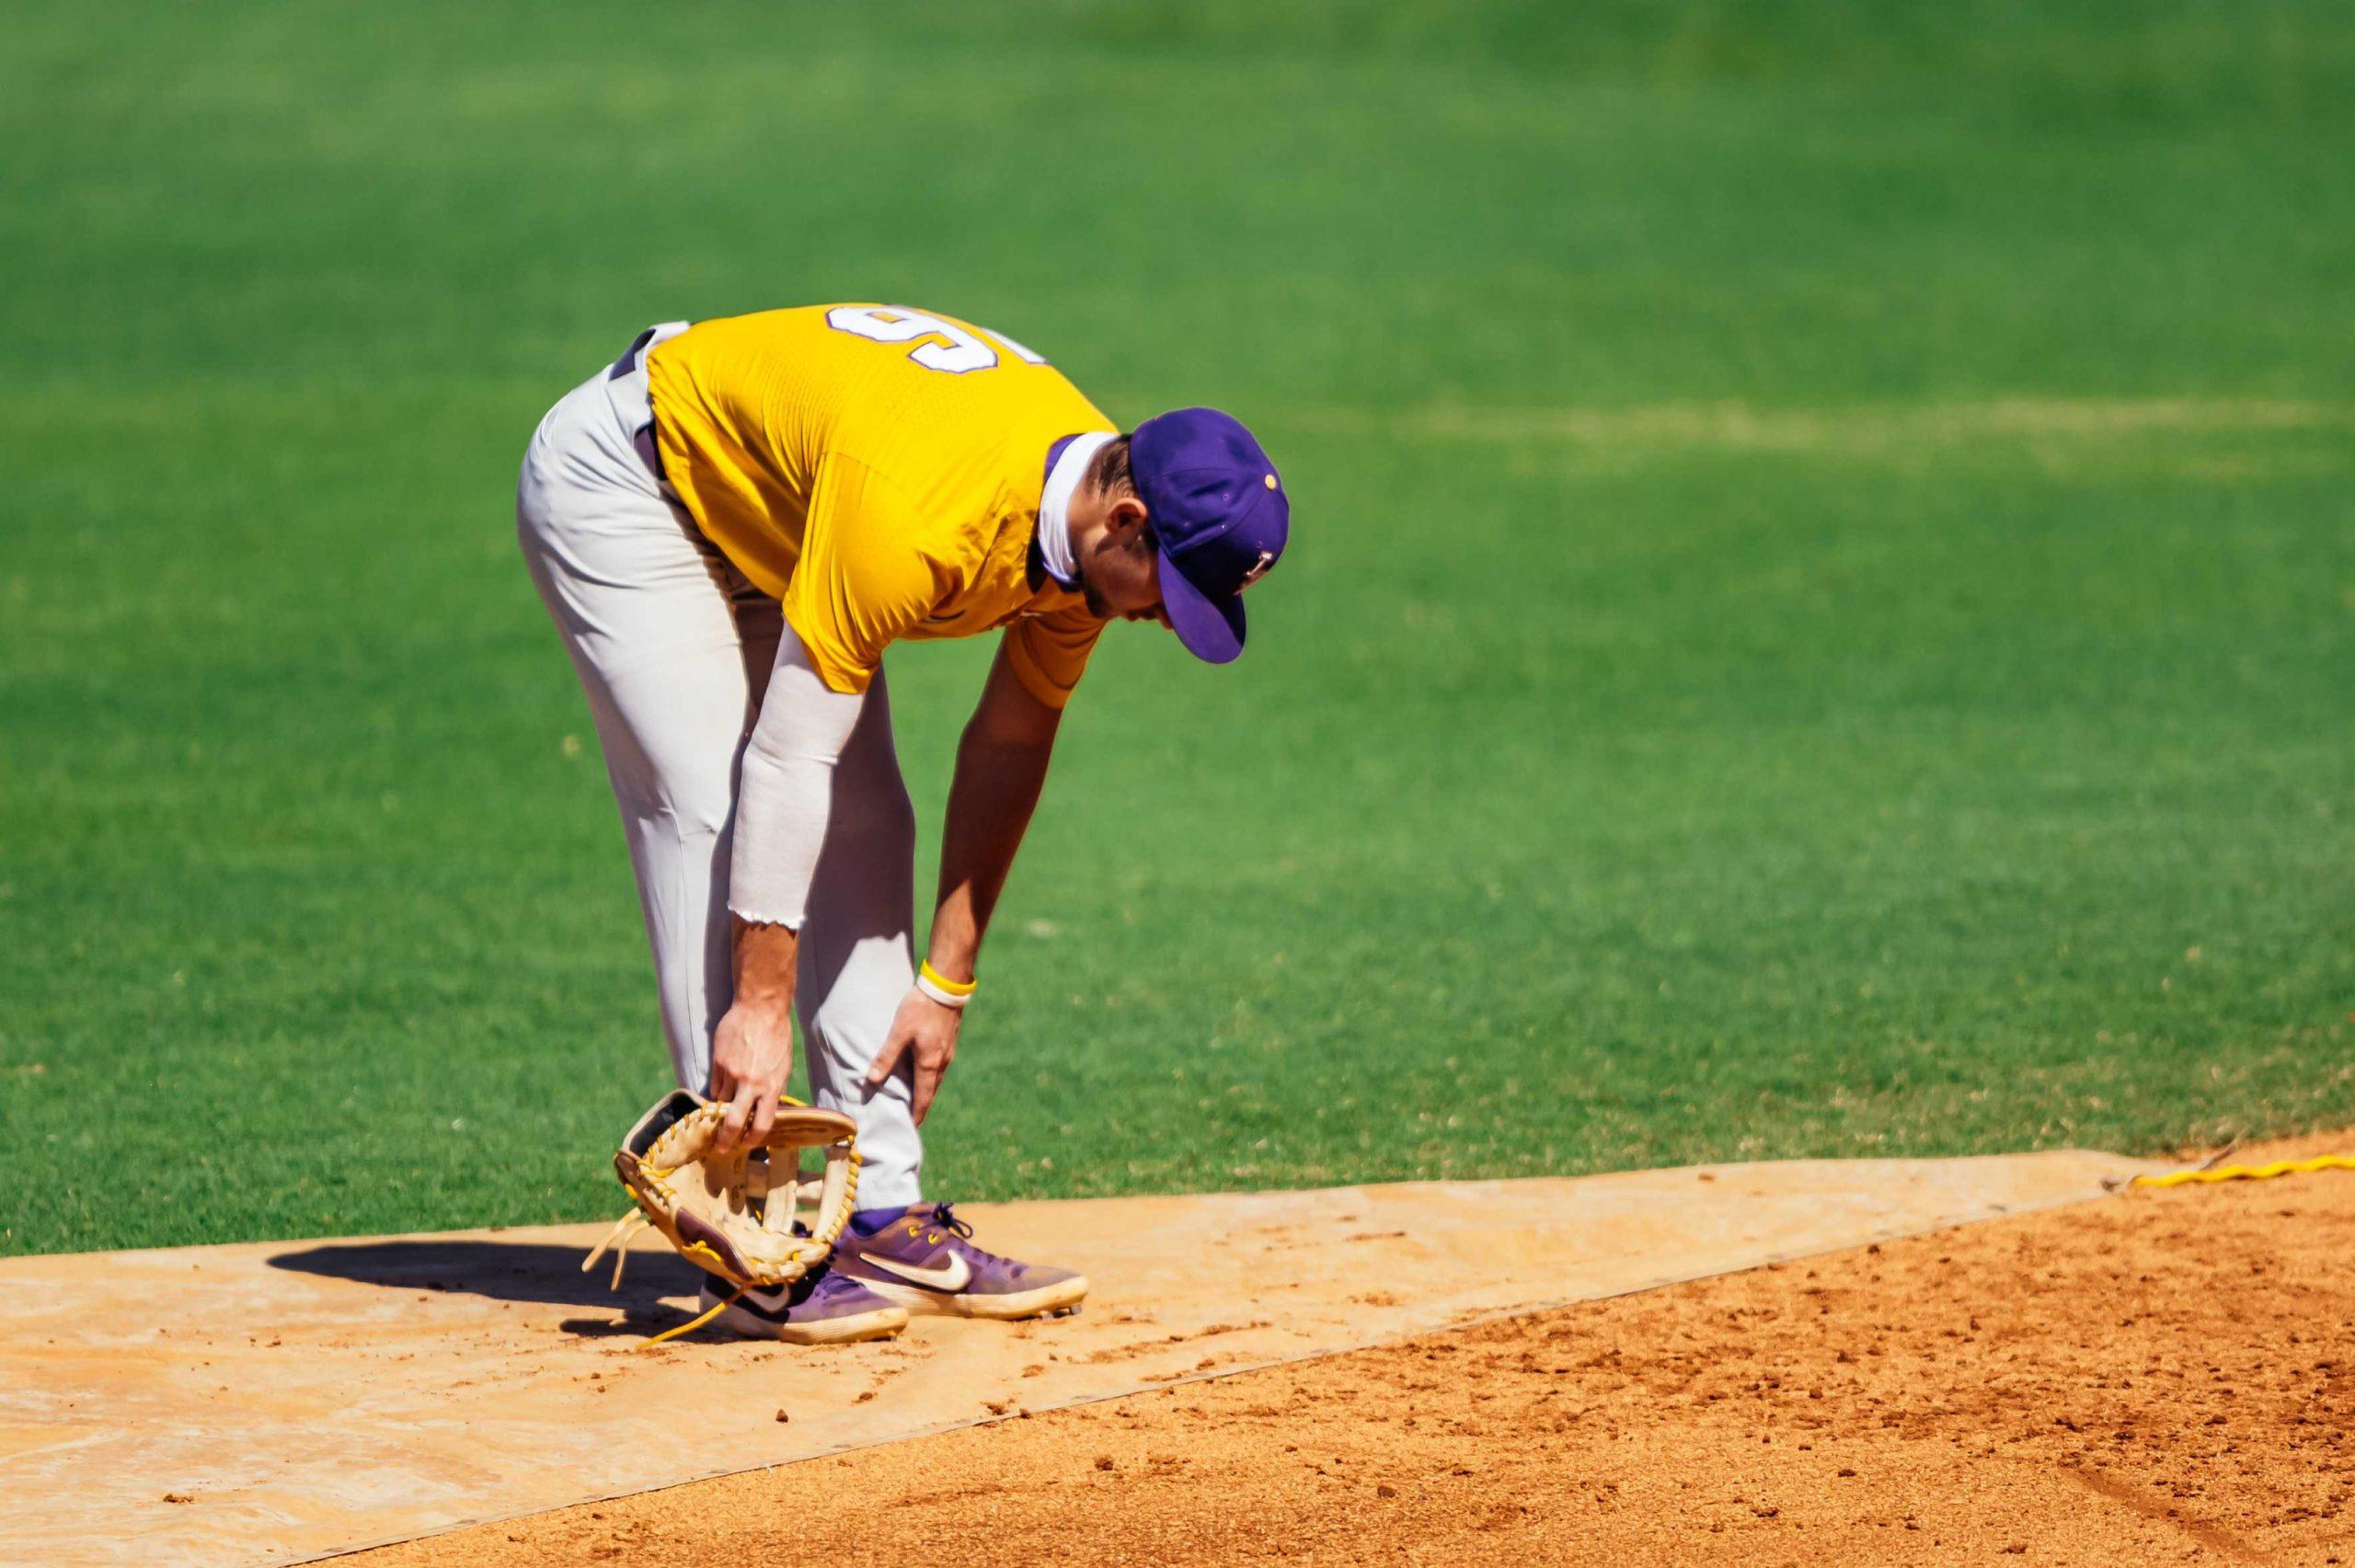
517, 306, 1289, 1343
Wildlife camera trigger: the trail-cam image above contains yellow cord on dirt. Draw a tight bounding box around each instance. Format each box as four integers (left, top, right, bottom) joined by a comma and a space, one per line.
638, 1286, 746, 1350
2131, 1153, 2355, 1189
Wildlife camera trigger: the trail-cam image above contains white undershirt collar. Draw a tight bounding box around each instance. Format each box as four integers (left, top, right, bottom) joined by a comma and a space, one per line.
1037, 431, 1116, 589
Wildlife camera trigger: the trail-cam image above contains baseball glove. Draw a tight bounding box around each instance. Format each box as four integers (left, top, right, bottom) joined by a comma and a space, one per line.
581, 1089, 863, 1346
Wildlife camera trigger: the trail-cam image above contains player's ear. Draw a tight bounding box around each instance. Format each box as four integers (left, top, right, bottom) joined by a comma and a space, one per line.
1106, 495, 1150, 539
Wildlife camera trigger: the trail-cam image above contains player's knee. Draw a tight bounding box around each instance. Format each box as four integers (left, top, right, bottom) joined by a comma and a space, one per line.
661, 772, 739, 841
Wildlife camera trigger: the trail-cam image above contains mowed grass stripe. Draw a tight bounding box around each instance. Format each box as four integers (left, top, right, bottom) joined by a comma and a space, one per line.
1304, 398, 2355, 450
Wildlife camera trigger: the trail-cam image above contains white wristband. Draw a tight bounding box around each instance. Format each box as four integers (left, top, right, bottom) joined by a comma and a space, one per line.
914, 970, 972, 1010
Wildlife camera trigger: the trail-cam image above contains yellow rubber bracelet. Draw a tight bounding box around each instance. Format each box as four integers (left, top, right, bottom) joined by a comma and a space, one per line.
918, 960, 979, 998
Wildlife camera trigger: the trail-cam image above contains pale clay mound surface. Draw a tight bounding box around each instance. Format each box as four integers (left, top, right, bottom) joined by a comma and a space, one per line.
357, 1132, 2355, 1568
0, 1150, 2154, 1566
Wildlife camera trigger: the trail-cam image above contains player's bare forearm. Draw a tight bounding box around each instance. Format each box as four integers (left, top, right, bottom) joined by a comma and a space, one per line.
930, 747, 1050, 975
930, 644, 1063, 979
731, 917, 799, 1013
708, 918, 800, 1152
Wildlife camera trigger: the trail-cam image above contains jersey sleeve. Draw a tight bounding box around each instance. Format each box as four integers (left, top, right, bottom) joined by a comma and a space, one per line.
779, 454, 945, 694
1003, 602, 1108, 709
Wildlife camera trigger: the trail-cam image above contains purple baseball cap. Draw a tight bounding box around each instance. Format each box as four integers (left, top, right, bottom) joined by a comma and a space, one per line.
1130, 407, 1290, 664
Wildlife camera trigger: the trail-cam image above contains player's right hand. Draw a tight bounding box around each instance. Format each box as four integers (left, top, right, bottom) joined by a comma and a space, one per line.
707, 1001, 795, 1154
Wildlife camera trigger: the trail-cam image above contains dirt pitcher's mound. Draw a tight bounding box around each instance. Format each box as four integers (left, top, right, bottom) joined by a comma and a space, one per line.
362, 1133, 2355, 1567
1, 1150, 2149, 1565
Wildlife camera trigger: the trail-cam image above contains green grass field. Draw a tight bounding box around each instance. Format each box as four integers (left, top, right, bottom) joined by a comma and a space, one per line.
4, 1, 2350, 1255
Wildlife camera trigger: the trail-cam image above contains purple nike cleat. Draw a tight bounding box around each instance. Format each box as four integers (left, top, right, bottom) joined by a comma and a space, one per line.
695, 1265, 908, 1345
831, 1202, 1089, 1320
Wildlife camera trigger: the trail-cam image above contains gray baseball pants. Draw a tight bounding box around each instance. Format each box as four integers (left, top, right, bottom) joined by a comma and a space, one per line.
513, 325, 925, 1208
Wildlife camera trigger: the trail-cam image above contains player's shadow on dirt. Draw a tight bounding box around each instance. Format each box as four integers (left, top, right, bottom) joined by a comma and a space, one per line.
268, 1239, 702, 1333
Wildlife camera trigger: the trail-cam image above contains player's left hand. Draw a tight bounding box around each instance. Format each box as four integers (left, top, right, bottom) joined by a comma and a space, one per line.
865, 989, 963, 1126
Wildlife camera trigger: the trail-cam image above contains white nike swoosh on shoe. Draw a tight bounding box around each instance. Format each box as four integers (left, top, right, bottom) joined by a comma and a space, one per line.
705, 1283, 794, 1316
863, 1253, 973, 1292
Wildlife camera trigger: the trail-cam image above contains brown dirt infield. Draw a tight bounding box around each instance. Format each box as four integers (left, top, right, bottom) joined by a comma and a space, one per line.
357, 1132, 2355, 1567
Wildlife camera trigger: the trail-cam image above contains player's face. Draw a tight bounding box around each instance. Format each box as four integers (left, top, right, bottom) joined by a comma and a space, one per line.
1075, 499, 1168, 625
1081, 543, 1164, 624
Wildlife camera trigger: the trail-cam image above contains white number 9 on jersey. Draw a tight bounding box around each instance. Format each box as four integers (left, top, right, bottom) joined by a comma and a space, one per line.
825, 305, 1047, 374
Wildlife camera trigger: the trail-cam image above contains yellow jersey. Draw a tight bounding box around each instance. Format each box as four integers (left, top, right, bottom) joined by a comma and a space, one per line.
646, 304, 1118, 707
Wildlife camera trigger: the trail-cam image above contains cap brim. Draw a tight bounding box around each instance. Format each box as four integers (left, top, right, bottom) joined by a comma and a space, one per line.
1158, 546, 1246, 664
